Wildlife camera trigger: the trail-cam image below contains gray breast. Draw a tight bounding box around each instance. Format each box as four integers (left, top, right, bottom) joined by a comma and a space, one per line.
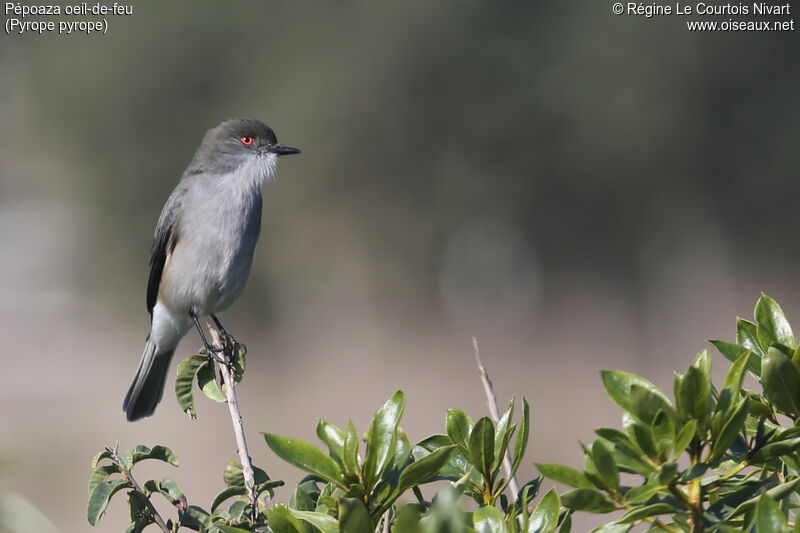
169, 177, 263, 316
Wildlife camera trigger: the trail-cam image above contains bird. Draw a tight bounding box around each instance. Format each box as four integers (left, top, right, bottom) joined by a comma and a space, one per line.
123, 118, 299, 421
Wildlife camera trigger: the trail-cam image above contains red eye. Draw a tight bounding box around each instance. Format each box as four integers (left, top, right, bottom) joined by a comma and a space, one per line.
240, 136, 253, 146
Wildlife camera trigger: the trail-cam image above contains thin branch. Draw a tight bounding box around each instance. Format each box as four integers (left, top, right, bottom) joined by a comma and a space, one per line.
207, 324, 258, 522
113, 450, 171, 533
473, 337, 519, 497
382, 507, 392, 533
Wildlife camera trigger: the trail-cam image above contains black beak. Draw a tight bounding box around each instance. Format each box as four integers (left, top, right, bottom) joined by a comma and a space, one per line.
269, 144, 301, 156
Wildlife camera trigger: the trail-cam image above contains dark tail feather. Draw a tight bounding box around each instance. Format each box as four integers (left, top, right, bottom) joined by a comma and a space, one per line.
123, 337, 174, 421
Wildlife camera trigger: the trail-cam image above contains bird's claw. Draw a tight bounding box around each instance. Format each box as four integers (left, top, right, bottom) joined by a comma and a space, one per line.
201, 346, 233, 369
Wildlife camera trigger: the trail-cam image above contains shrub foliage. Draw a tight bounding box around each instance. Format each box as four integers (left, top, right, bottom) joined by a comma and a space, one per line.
89, 294, 800, 532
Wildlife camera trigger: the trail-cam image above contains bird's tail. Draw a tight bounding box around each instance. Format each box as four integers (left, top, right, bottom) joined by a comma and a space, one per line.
123, 336, 175, 421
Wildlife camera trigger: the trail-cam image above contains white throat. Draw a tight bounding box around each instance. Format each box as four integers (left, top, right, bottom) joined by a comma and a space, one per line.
238, 153, 279, 190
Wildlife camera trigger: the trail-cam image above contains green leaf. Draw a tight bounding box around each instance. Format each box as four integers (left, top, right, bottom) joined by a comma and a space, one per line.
677, 366, 710, 421
495, 399, 530, 499
651, 410, 675, 460
473, 505, 507, 533
493, 400, 515, 472
560, 488, 617, 513
391, 428, 414, 479
623, 481, 664, 504
175, 354, 208, 418
513, 399, 530, 476
446, 408, 474, 452
289, 480, 318, 512
222, 459, 270, 489
223, 459, 246, 487
343, 421, 360, 476
723, 351, 753, 395
673, 420, 697, 459
737, 318, 765, 356
692, 350, 712, 377
535, 463, 594, 489
214, 525, 253, 533
747, 394, 774, 420
396, 445, 455, 494
729, 477, 800, 519
657, 461, 677, 485
755, 294, 795, 349
118, 450, 134, 472
363, 390, 405, 487
211, 486, 247, 511
594, 428, 635, 448
628, 384, 673, 426
601, 370, 674, 424
91, 448, 114, 470
557, 512, 572, 533
755, 492, 788, 531
750, 436, 800, 462
629, 422, 658, 460
179, 505, 213, 529
414, 435, 482, 490
131, 445, 179, 467
588, 524, 631, 533
144, 478, 183, 502
316, 420, 346, 467
266, 504, 302, 533
338, 497, 371, 533
197, 362, 226, 403
591, 441, 619, 492
710, 398, 749, 462
422, 486, 466, 530
792, 345, 800, 372
528, 488, 559, 533
469, 417, 496, 481
611, 445, 655, 477
226, 499, 247, 522
126, 490, 154, 531
616, 503, 676, 523
88, 465, 117, 495
392, 504, 424, 533
87, 479, 131, 525
290, 509, 339, 533
517, 480, 541, 523
264, 433, 346, 489
711, 340, 760, 377
761, 347, 800, 416
680, 463, 707, 483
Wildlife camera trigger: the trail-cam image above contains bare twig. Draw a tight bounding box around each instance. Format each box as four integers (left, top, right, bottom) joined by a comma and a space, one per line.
382, 507, 392, 533
473, 337, 520, 498
207, 324, 258, 522
113, 449, 171, 533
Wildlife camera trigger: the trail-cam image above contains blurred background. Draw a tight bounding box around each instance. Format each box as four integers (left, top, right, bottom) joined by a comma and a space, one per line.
1, 1, 798, 531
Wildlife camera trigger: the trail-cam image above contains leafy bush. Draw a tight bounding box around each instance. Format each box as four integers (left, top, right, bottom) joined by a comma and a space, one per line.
89, 294, 800, 532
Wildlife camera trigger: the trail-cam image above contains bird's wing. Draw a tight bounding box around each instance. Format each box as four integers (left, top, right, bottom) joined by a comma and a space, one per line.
146, 189, 184, 315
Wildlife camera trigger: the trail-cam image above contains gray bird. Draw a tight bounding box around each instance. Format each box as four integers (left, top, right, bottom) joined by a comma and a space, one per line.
123, 118, 299, 421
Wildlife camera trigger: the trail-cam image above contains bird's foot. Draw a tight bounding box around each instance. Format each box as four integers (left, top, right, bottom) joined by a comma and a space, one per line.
218, 330, 237, 350
210, 314, 236, 345
201, 345, 233, 369
192, 312, 236, 369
